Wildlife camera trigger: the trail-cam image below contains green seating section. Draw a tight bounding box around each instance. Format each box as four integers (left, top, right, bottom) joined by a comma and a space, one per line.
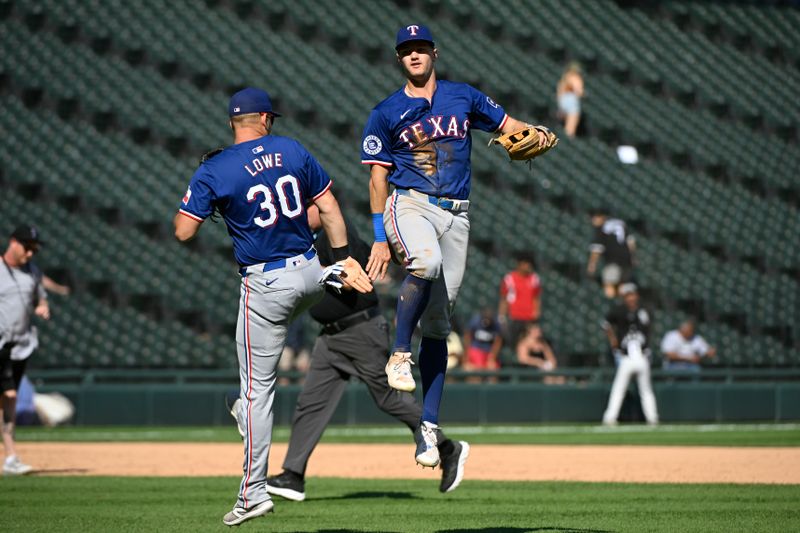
663, 2, 800, 66
483, 0, 800, 131
1, 97, 194, 225
1, 189, 241, 326
1, 0, 797, 368
37, 293, 234, 368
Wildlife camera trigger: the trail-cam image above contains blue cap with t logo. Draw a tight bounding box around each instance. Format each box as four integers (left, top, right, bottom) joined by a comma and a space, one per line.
395, 24, 435, 50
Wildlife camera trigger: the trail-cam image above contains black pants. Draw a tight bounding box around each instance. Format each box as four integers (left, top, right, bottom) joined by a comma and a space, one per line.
0, 343, 27, 392
283, 314, 423, 476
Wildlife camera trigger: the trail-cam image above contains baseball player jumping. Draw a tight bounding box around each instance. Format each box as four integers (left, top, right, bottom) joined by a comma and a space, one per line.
174, 87, 371, 527
361, 25, 552, 468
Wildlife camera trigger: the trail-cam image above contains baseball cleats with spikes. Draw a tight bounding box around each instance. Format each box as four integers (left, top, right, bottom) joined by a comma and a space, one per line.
414, 421, 440, 467
439, 440, 470, 493
266, 470, 306, 502
223, 499, 274, 527
386, 351, 416, 392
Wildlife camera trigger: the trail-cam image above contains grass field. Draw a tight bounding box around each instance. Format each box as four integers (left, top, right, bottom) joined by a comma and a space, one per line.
16, 422, 800, 446
6, 424, 800, 532
2, 476, 799, 532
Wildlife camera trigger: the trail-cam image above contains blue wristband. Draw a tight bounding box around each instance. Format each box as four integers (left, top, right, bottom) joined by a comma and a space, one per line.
372, 213, 387, 243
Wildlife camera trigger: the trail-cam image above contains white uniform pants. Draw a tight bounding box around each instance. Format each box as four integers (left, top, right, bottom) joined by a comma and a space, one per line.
602, 352, 659, 425
235, 252, 323, 508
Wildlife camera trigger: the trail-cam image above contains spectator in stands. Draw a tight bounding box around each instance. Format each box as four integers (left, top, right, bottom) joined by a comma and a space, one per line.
1, 225, 50, 475
515, 323, 563, 384
661, 319, 716, 372
556, 62, 584, 138
462, 308, 503, 373
602, 283, 658, 426
498, 253, 542, 353
586, 207, 636, 299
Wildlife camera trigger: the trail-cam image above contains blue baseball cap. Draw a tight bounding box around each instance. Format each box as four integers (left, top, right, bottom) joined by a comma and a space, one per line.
395, 24, 435, 50
228, 87, 281, 117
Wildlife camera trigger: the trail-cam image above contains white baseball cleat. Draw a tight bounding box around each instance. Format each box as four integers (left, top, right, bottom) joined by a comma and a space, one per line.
385, 351, 416, 392
414, 421, 440, 467
222, 499, 274, 527
3, 456, 33, 476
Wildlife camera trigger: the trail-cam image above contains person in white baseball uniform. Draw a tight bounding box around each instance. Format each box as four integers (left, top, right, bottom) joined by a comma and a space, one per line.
601, 283, 659, 426
661, 319, 716, 373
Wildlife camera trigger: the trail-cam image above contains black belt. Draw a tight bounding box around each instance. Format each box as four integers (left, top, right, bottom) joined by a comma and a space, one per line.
320, 307, 381, 335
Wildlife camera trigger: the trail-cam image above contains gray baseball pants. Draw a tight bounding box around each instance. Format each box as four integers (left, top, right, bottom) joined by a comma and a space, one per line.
384, 189, 470, 339
235, 251, 323, 509
282, 314, 420, 475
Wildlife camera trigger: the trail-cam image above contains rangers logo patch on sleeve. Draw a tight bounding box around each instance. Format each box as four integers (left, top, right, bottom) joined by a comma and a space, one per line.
363, 135, 383, 156
182, 186, 192, 205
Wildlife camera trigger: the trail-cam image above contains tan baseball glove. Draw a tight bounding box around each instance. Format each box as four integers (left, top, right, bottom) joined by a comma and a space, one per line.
488, 126, 558, 162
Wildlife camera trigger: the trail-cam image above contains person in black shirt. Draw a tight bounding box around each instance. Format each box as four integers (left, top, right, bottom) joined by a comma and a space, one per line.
601, 283, 659, 426
586, 207, 636, 299
262, 206, 470, 499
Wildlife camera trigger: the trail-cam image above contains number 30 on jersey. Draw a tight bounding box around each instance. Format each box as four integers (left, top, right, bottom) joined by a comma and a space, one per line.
247, 174, 303, 228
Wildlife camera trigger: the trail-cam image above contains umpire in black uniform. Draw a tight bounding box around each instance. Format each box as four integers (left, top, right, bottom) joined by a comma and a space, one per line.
264, 206, 469, 499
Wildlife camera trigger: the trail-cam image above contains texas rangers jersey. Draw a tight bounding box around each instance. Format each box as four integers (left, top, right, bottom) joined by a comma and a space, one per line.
360, 80, 507, 200
179, 135, 332, 267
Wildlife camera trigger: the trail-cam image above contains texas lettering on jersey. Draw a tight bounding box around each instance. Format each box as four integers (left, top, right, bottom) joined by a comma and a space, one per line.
361, 80, 507, 200
399, 115, 470, 149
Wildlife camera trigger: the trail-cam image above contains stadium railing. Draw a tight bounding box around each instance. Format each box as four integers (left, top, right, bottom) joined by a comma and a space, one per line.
27, 368, 800, 386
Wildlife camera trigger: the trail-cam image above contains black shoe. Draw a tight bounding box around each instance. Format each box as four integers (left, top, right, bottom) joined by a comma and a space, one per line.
439, 440, 470, 493
266, 470, 306, 501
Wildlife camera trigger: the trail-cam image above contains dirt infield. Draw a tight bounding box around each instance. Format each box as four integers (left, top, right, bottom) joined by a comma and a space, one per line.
18, 442, 800, 484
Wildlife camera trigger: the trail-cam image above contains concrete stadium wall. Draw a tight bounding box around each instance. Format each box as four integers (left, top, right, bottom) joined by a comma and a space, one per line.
36, 382, 800, 426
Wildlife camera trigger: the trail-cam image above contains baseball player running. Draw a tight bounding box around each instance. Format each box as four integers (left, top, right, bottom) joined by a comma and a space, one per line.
258, 205, 469, 500
361, 24, 551, 468
174, 87, 371, 527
